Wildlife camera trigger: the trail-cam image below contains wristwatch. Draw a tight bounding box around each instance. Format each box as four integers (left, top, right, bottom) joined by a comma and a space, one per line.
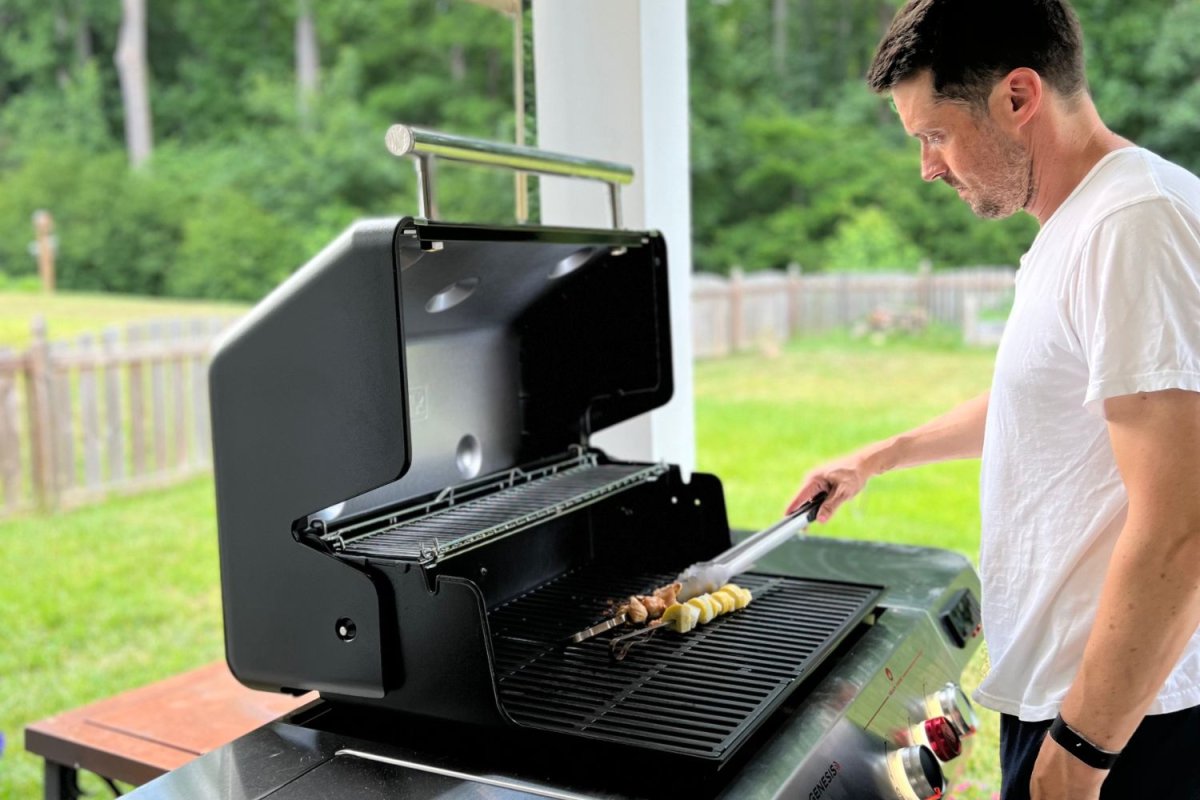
1048, 713, 1122, 770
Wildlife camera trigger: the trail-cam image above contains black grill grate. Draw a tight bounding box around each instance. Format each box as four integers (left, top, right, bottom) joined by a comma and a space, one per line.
490, 568, 881, 762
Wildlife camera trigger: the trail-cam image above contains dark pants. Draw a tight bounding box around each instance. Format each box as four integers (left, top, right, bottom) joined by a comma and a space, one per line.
1000, 706, 1200, 799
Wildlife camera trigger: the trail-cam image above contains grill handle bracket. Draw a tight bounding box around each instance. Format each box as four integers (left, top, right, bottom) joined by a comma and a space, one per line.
385, 124, 634, 228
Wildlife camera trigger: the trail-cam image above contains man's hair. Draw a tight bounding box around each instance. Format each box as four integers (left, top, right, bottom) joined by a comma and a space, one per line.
867, 0, 1087, 108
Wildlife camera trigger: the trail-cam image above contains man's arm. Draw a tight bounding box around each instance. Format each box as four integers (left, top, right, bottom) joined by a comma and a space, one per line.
787, 391, 989, 521
1032, 388, 1200, 799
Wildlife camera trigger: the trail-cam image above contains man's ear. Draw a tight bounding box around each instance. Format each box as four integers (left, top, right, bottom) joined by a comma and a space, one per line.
993, 68, 1042, 131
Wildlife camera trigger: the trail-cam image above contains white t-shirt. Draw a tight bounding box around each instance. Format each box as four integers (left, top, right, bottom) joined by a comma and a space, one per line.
975, 147, 1200, 721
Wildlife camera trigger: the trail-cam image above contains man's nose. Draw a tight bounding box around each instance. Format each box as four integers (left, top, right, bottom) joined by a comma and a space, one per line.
921, 143, 946, 182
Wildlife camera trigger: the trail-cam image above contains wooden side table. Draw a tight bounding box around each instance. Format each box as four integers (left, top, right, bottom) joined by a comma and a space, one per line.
24, 662, 313, 800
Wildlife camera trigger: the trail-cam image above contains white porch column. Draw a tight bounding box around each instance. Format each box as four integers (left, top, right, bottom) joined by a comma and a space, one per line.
532, 0, 695, 473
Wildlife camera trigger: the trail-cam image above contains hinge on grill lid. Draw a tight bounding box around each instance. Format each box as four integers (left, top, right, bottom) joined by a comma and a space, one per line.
293, 518, 344, 554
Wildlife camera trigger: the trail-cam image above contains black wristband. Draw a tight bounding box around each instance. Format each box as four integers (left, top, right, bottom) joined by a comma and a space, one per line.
1047, 713, 1122, 770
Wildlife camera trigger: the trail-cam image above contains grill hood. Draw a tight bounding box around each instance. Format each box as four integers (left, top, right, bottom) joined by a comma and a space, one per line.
209, 218, 673, 698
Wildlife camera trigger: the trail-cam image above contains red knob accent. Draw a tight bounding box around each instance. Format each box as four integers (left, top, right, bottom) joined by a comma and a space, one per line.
924, 716, 962, 762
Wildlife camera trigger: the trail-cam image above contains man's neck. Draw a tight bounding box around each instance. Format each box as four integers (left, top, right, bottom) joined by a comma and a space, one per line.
1025, 98, 1134, 226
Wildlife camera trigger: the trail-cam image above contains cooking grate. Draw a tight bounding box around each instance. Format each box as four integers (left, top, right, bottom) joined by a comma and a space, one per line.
490, 567, 881, 762
337, 459, 666, 563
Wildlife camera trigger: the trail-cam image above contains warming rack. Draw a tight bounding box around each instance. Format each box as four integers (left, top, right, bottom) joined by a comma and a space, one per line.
327, 451, 668, 564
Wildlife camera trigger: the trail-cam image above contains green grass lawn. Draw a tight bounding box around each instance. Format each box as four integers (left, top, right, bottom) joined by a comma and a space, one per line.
0, 330, 1000, 799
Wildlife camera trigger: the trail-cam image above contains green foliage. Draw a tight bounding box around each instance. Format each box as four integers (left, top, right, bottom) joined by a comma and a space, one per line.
0, 62, 113, 166
825, 206, 923, 271
168, 189, 306, 300
0, 0, 1194, 296
0, 146, 183, 294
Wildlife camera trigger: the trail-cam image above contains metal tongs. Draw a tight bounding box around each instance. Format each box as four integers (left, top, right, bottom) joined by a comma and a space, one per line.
673, 491, 826, 601
565, 492, 827, 647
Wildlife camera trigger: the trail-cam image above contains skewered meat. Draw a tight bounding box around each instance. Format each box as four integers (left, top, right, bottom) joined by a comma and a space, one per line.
626, 596, 648, 623
642, 596, 667, 618
652, 582, 680, 606
617, 581, 681, 623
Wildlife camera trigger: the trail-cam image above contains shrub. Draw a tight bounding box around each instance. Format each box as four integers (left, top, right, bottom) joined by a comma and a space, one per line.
167, 190, 306, 302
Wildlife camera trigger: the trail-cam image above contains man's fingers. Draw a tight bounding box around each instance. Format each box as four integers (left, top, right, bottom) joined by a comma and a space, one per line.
785, 478, 827, 515
815, 483, 854, 523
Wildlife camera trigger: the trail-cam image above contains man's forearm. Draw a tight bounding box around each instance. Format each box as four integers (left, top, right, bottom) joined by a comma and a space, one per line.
860, 391, 989, 476
1060, 511, 1200, 750
1060, 389, 1200, 752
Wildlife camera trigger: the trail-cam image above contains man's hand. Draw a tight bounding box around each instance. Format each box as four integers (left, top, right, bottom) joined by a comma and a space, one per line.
1030, 733, 1107, 800
786, 452, 874, 523
785, 391, 990, 522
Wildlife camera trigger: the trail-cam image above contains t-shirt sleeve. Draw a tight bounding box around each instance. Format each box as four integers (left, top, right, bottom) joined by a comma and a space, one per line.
1070, 198, 1200, 416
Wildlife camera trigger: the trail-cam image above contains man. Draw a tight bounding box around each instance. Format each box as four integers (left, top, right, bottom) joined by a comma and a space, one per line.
785, 2, 1200, 798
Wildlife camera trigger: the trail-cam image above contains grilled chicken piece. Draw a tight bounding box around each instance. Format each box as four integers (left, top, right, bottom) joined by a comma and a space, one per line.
642, 596, 667, 618
613, 580, 704, 633
652, 581, 681, 607
625, 596, 648, 623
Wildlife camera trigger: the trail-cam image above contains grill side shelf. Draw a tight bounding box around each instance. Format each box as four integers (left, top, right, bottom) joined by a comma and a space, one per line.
334, 458, 668, 564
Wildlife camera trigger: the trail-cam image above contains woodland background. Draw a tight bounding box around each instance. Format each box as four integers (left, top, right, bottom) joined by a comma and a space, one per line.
1, 0, 1197, 301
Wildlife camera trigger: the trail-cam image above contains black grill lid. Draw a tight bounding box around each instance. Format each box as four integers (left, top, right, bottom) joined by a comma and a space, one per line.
209, 218, 674, 697
319, 218, 674, 525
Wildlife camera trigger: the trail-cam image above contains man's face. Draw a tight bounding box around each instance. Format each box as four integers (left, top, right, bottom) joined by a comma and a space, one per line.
891, 71, 1033, 219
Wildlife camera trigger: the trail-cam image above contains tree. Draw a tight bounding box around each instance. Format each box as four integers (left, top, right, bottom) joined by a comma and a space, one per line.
296, 0, 320, 128
114, 0, 153, 167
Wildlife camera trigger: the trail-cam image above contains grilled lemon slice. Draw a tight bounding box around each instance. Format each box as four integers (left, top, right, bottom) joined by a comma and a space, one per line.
661, 602, 700, 634
687, 595, 717, 624
711, 590, 738, 615
720, 584, 752, 609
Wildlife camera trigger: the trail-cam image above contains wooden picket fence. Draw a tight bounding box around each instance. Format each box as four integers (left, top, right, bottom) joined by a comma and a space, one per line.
0, 316, 235, 516
0, 267, 1015, 517
692, 264, 1016, 358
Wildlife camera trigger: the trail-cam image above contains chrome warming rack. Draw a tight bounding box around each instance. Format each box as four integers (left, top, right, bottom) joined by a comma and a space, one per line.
322, 449, 668, 565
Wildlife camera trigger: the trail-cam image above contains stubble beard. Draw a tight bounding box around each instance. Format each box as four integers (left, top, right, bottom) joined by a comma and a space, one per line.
959, 124, 1035, 220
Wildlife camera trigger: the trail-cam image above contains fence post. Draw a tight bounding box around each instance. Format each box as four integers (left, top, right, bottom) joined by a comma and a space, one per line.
25, 316, 57, 510
33, 210, 56, 293
0, 349, 21, 509
838, 271, 851, 327
917, 259, 933, 316
963, 294, 980, 346
103, 327, 126, 484
786, 263, 802, 338
729, 266, 745, 354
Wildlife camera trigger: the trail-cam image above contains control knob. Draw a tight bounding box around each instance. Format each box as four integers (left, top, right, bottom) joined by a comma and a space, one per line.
887, 745, 944, 800
923, 716, 962, 762
932, 682, 979, 738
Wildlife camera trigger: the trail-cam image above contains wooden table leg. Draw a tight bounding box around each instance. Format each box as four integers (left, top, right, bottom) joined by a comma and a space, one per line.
43, 761, 81, 800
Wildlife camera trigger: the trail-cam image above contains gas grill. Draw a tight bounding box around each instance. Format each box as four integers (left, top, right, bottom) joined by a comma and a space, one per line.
128, 128, 984, 800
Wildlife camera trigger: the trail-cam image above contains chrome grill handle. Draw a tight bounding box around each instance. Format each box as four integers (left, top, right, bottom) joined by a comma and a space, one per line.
384, 124, 634, 228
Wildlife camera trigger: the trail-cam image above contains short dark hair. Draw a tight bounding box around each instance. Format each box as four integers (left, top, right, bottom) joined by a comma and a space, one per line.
867, 0, 1087, 108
